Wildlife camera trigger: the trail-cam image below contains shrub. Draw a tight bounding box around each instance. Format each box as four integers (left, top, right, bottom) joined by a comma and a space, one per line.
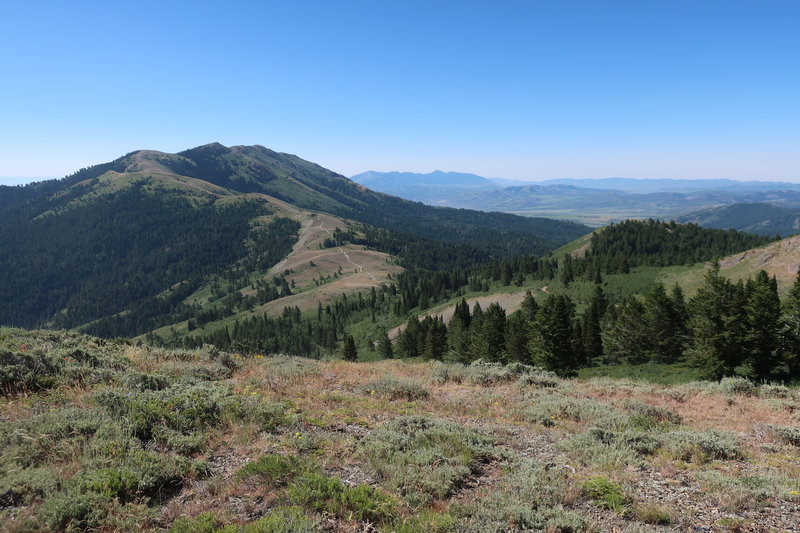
581, 476, 628, 513
75, 468, 139, 502
585, 427, 661, 455
559, 431, 645, 469
623, 400, 682, 429
123, 370, 172, 391
167, 512, 226, 533
0, 407, 116, 468
0, 331, 130, 394
392, 510, 456, 533
152, 427, 208, 455
696, 471, 773, 510
720, 377, 757, 396
0, 467, 60, 506
287, 472, 396, 523
662, 430, 743, 462
466, 360, 541, 386
517, 369, 560, 388
432, 362, 467, 384
0, 349, 59, 392
362, 375, 429, 401
360, 416, 496, 506
38, 490, 112, 531
95, 382, 296, 441
82, 448, 193, 499
523, 395, 627, 429
259, 356, 321, 386
760, 384, 794, 399
455, 458, 589, 532
766, 424, 800, 447
434, 361, 551, 386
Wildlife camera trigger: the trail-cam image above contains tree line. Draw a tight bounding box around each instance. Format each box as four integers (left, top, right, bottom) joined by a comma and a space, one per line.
391, 266, 800, 381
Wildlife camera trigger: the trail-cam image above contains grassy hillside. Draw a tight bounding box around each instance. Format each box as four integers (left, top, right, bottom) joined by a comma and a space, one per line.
659, 234, 800, 298
677, 202, 800, 237
1, 329, 798, 532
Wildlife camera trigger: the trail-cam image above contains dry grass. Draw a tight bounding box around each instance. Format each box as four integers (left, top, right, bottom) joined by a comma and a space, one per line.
3, 334, 799, 532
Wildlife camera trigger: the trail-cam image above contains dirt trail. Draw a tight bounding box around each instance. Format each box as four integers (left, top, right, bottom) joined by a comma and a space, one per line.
316, 219, 378, 281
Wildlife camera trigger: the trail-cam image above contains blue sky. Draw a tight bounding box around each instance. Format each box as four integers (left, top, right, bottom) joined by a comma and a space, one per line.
1, 0, 798, 184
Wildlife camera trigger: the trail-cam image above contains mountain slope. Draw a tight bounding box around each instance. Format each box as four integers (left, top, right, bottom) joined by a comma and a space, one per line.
677, 202, 800, 237
659, 233, 800, 297
0, 143, 588, 336
49, 143, 588, 256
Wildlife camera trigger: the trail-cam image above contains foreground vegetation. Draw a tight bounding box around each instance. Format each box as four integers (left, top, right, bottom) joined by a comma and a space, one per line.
2, 328, 799, 532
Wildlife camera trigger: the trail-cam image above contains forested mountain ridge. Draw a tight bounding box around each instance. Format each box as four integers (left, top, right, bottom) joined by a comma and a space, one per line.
2, 143, 588, 255
0, 143, 587, 338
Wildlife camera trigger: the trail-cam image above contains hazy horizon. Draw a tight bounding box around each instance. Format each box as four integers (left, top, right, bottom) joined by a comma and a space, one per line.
4, 164, 800, 188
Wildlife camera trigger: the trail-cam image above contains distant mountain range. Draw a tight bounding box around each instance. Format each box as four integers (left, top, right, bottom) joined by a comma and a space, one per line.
536, 177, 800, 194
350, 170, 497, 204
351, 171, 800, 226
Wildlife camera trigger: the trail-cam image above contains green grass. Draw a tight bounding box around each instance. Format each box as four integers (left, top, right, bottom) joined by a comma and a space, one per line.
550, 230, 595, 259
577, 362, 705, 385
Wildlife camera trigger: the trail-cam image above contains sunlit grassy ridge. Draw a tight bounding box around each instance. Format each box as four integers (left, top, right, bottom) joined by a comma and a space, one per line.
2, 328, 799, 532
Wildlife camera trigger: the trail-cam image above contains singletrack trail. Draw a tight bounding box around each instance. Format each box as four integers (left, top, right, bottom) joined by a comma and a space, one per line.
317, 219, 378, 281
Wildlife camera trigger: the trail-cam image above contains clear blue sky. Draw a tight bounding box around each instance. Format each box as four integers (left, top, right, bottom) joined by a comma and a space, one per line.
1, 0, 798, 184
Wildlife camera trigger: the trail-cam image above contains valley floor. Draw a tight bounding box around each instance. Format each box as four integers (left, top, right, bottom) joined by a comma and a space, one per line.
2, 329, 799, 532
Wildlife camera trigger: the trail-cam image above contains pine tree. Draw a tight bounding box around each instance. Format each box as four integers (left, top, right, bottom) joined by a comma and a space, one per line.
780, 271, 800, 378
505, 313, 530, 363
473, 303, 507, 362
396, 317, 422, 358
520, 290, 539, 322
342, 334, 358, 362
378, 331, 394, 359
528, 295, 577, 372
446, 314, 472, 362
744, 270, 782, 379
453, 298, 472, 327
423, 318, 448, 360
643, 283, 685, 363
580, 285, 606, 364
685, 263, 745, 378
602, 297, 649, 364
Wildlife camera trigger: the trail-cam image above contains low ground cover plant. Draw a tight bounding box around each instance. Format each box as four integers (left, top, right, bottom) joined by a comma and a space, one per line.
1, 328, 798, 532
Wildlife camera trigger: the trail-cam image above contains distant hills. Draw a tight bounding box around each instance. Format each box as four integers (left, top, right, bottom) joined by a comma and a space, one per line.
350, 170, 497, 204
677, 203, 800, 237
352, 171, 800, 226
537, 177, 800, 194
